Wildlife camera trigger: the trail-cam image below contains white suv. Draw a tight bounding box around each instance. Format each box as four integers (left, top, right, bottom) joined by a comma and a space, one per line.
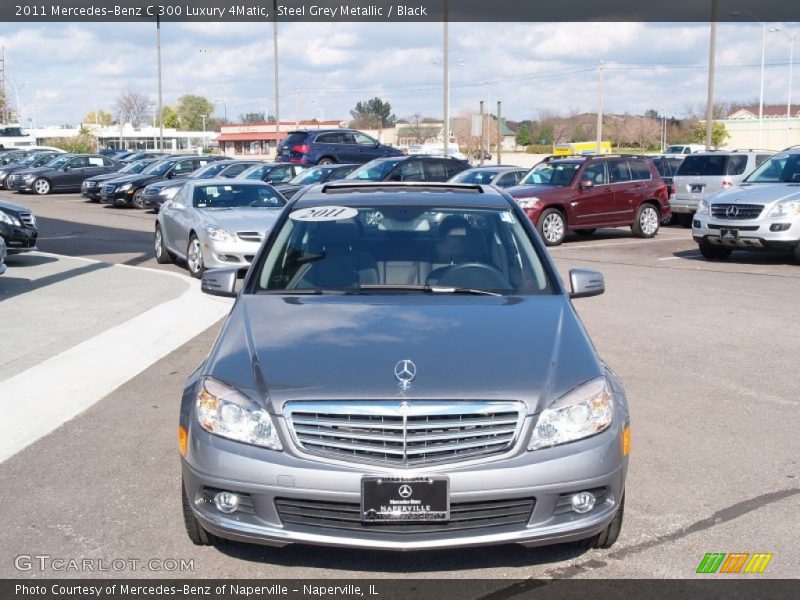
692, 149, 800, 262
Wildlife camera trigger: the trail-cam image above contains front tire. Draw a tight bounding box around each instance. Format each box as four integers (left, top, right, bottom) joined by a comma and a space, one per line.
181, 481, 215, 546
593, 494, 625, 549
631, 203, 660, 238
537, 208, 567, 246
154, 224, 173, 264
32, 178, 51, 195
132, 189, 146, 209
698, 241, 732, 261
186, 234, 205, 278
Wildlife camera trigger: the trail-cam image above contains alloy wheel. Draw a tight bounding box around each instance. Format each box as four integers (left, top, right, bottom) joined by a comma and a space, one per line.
542, 213, 565, 244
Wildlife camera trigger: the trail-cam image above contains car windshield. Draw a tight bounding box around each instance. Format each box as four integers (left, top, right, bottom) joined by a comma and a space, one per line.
192, 184, 286, 209
665, 146, 686, 154
676, 155, 728, 176
45, 155, 71, 169
253, 204, 553, 295
520, 162, 580, 186
290, 167, 335, 185
241, 164, 270, 180
745, 153, 800, 183
119, 160, 153, 174
346, 158, 405, 180
20, 153, 47, 165
451, 170, 500, 184
141, 160, 173, 176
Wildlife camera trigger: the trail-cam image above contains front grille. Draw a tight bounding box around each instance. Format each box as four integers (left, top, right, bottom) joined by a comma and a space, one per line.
284, 401, 525, 466
18, 212, 35, 228
711, 204, 764, 219
102, 184, 116, 194
275, 497, 534, 534
237, 231, 263, 243
145, 187, 160, 197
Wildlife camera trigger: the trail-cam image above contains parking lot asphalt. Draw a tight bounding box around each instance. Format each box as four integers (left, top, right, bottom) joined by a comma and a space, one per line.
0, 193, 798, 579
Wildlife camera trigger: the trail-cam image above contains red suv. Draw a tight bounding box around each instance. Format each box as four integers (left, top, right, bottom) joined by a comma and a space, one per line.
507, 156, 670, 245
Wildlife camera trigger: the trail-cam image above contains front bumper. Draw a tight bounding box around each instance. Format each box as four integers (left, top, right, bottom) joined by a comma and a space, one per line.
0, 223, 37, 252
692, 215, 800, 250
200, 238, 263, 269
182, 418, 627, 550
81, 183, 102, 199
101, 188, 136, 205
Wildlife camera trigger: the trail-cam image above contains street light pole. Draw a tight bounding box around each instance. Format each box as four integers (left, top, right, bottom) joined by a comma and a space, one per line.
273, 0, 281, 158
201, 114, 207, 153
773, 28, 796, 147
705, 0, 718, 150
758, 21, 767, 148
596, 61, 604, 155
14, 80, 28, 125
156, 14, 164, 151
442, 1, 449, 157
213, 99, 227, 121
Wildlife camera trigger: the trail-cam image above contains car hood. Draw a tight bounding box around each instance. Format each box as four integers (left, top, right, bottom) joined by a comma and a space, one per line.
708, 183, 800, 206
506, 183, 566, 198
11, 166, 53, 177
203, 295, 603, 415
200, 206, 283, 233
0, 197, 31, 213
103, 173, 155, 186
146, 179, 184, 192
85, 172, 123, 183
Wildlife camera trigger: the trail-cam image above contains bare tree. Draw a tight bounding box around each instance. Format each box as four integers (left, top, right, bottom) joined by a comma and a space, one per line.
403, 113, 440, 144
114, 90, 153, 128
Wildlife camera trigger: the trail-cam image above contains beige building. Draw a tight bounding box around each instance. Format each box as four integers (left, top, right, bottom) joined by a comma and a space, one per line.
719, 105, 800, 151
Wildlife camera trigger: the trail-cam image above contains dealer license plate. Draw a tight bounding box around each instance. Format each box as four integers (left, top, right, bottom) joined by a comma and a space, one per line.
361, 476, 449, 523
720, 228, 739, 241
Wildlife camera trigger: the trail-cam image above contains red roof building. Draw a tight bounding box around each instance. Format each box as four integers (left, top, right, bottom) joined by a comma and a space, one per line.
217, 120, 343, 157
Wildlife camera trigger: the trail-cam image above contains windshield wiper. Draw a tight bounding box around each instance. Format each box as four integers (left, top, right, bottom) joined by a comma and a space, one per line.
358, 284, 502, 296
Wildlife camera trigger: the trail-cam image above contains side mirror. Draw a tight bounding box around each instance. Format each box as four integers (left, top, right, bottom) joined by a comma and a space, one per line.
62, 166, 71, 172
579, 179, 593, 189
201, 268, 238, 298
569, 268, 605, 299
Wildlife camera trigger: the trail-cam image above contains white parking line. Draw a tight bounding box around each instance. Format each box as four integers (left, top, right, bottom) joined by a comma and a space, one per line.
0, 257, 233, 464
552, 236, 689, 250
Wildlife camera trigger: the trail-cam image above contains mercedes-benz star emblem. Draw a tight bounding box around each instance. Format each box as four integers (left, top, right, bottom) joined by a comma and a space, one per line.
398, 485, 413, 498
726, 205, 739, 218
394, 360, 417, 389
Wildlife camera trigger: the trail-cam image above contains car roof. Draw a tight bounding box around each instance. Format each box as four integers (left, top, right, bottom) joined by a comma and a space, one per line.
461, 165, 526, 171
185, 178, 272, 187
292, 182, 513, 209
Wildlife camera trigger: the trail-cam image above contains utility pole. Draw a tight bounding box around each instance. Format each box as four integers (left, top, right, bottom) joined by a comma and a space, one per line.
596, 61, 604, 155
0, 47, 6, 123
273, 0, 281, 158
706, 1, 717, 150
442, 0, 449, 157
295, 88, 301, 126
497, 101, 502, 165
156, 14, 164, 151
479, 100, 485, 165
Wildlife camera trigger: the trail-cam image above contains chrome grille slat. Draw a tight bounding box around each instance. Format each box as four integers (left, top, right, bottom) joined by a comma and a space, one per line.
237, 231, 263, 243
285, 401, 525, 466
19, 212, 35, 228
711, 204, 763, 219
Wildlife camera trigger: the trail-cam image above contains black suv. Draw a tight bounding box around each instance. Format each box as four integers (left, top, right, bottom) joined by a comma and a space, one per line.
0, 197, 37, 252
278, 129, 404, 166
345, 155, 471, 182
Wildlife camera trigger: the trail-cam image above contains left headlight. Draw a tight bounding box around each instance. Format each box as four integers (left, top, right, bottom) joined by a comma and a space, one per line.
118, 183, 133, 192
516, 196, 540, 210
767, 199, 800, 218
206, 225, 235, 243
0, 170, 8, 178
529, 377, 613, 450
196, 377, 282, 450
0, 211, 21, 226
695, 199, 710, 216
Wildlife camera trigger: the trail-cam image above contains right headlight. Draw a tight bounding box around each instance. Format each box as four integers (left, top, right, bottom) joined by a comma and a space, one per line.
767, 200, 800, 218
695, 199, 710, 216
529, 377, 613, 451
0, 210, 21, 226
196, 377, 282, 450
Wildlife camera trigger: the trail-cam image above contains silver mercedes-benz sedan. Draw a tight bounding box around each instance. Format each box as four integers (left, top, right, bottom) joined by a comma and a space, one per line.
179, 182, 630, 551
154, 179, 286, 277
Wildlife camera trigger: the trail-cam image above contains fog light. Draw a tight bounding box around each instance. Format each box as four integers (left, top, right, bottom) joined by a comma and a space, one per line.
693, 220, 701, 228
770, 223, 790, 232
571, 491, 596, 514
214, 491, 240, 514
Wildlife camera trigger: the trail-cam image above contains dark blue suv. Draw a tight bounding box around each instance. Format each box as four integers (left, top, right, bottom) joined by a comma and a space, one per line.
278, 129, 404, 166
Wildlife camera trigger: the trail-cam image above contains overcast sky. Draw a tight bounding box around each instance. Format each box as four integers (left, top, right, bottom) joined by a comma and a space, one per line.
0, 21, 796, 127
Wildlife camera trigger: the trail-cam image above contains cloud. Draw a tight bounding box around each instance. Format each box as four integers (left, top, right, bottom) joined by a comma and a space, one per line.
0, 21, 794, 126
